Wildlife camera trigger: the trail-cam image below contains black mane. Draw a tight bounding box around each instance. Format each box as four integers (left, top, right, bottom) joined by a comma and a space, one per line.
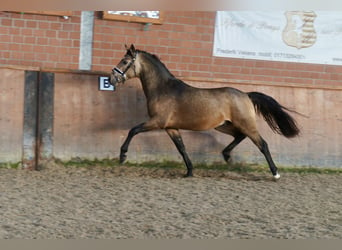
136, 49, 175, 78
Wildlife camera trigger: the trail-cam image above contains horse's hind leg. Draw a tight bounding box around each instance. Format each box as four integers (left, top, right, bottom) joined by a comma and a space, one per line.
166, 128, 193, 177
228, 110, 280, 179
247, 132, 280, 180
215, 122, 246, 162
217, 123, 280, 179
222, 133, 246, 162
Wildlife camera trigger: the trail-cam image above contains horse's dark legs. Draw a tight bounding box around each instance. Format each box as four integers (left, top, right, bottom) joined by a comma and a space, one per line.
166, 128, 193, 177
222, 133, 246, 162
215, 122, 246, 163
120, 122, 155, 163
216, 121, 279, 179
249, 135, 280, 179
259, 139, 279, 178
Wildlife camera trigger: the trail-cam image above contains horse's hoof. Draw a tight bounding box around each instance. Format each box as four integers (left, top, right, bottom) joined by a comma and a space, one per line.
222, 153, 231, 163
184, 172, 194, 178
273, 172, 280, 181
119, 154, 127, 164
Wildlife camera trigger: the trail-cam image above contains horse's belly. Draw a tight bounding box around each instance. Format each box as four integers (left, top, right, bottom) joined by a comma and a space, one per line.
153, 92, 231, 130
167, 112, 226, 131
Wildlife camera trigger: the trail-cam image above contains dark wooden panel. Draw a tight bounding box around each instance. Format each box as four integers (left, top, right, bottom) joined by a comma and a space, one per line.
22, 71, 39, 169
37, 72, 54, 169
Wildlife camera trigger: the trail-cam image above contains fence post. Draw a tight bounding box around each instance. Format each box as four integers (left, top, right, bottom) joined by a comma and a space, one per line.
22, 71, 54, 170
22, 71, 39, 169
37, 72, 54, 169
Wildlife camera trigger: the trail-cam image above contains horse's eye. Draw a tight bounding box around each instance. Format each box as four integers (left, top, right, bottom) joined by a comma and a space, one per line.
123, 60, 128, 65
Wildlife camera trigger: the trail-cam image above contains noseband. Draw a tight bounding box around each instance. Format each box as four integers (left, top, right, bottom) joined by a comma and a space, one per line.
112, 56, 136, 83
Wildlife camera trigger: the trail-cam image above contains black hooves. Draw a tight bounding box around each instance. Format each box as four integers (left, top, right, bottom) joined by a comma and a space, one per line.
184, 172, 193, 178
119, 154, 127, 164
222, 153, 231, 163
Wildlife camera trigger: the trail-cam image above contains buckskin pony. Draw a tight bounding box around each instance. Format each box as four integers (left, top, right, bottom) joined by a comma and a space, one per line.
110, 44, 300, 180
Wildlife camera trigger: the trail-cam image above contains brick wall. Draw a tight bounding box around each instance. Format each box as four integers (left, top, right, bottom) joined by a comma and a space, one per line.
1, 11, 342, 88
0, 11, 80, 69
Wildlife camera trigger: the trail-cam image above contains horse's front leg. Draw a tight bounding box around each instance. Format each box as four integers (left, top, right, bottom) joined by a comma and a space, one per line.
120, 121, 157, 163
165, 128, 193, 177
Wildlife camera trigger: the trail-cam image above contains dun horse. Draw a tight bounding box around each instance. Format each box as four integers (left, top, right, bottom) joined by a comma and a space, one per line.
110, 44, 300, 180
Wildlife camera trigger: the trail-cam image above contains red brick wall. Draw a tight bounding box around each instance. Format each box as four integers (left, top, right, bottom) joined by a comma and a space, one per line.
1, 11, 342, 88
92, 11, 216, 78
0, 11, 80, 69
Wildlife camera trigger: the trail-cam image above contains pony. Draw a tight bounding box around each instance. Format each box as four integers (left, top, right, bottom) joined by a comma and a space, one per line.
110, 44, 300, 180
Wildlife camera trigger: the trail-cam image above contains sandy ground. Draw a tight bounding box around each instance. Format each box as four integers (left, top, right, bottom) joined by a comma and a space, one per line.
0, 164, 341, 239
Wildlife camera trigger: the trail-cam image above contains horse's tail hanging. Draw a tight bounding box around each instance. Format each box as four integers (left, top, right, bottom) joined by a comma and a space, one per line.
248, 92, 300, 138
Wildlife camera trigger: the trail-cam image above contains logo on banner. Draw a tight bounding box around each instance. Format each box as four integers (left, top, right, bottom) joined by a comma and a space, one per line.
282, 11, 317, 49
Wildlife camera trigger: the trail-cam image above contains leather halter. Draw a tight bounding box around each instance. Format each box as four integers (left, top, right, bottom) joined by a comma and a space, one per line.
112, 55, 136, 82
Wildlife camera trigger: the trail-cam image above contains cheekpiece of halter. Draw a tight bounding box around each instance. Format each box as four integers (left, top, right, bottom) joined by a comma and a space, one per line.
112, 56, 136, 84
113, 67, 125, 78
112, 67, 127, 83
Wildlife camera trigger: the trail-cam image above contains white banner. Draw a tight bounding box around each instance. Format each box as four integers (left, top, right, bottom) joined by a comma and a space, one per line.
213, 11, 342, 65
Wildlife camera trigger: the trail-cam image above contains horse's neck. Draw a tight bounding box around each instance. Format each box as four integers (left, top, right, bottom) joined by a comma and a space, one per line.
139, 73, 169, 100
138, 57, 175, 99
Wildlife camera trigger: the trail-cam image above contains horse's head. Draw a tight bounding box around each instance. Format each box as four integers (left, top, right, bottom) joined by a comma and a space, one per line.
110, 44, 138, 87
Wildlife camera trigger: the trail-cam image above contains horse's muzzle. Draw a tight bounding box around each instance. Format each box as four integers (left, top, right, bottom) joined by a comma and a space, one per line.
110, 67, 127, 85
109, 73, 117, 85
110, 73, 124, 86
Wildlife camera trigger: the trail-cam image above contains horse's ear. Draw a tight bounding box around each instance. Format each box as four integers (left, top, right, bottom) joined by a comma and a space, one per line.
126, 44, 136, 57
125, 44, 129, 50
130, 44, 136, 52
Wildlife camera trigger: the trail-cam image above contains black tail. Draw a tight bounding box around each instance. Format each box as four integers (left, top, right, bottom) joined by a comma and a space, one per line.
248, 92, 300, 138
